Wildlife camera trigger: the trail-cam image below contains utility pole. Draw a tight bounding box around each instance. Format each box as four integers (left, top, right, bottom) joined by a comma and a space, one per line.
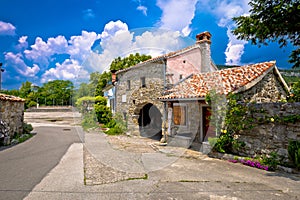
0, 63, 4, 91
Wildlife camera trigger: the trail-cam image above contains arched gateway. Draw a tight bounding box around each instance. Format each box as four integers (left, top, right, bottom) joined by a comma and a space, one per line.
138, 103, 162, 140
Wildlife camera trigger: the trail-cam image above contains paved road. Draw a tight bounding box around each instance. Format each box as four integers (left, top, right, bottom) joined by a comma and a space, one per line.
1, 110, 300, 199
0, 126, 81, 200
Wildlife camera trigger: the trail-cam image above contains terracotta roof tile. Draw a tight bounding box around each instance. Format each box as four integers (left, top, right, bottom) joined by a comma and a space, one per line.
159, 61, 276, 100
0, 93, 25, 102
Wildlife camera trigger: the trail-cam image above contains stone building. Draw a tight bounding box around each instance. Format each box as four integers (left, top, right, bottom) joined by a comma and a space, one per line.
0, 93, 25, 144
113, 32, 217, 139
159, 61, 290, 147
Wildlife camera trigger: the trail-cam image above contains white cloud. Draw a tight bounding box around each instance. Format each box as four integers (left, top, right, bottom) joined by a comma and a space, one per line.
197, 0, 250, 65
137, 5, 148, 16
41, 59, 89, 83
24, 36, 68, 68
100, 20, 129, 41
134, 30, 182, 55
0, 21, 16, 36
156, 0, 198, 36
84, 20, 189, 72
68, 30, 100, 62
83, 9, 95, 20
4, 19, 192, 86
225, 28, 247, 65
5, 52, 40, 77
16, 36, 28, 50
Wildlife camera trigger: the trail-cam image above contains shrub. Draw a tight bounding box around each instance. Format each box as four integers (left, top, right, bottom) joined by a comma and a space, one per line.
81, 111, 98, 130
23, 122, 33, 134
104, 113, 127, 135
27, 101, 37, 109
94, 104, 112, 124
75, 96, 95, 113
104, 125, 124, 135
288, 140, 300, 169
212, 132, 233, 153
260, 152, 279, 170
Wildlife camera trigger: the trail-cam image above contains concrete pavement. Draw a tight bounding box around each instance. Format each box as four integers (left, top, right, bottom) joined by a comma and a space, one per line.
24, 130, 300, 200
2, 110, 297, 199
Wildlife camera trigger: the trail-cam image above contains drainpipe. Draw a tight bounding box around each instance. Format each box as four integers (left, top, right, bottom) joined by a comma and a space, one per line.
163, 57, 167, 143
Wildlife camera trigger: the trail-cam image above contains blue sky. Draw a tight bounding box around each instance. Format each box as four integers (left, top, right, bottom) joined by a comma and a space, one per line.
0, 0, 294, 89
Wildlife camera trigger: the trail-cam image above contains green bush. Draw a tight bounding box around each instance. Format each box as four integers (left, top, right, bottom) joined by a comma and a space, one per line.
75, 96, 95, 113
104, 120, 117, 128
104, 125, 124, 135
260, 152, 279, 170
104, 113, 127, 135
213, 133, 234, 153
27, 101, 37, 109
23, 122, 33, 134
288, 140, 300, 169
208, 137, 218, 147
81, 111, 98, 130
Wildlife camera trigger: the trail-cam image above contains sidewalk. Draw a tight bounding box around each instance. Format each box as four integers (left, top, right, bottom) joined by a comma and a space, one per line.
83, 130, 207, 185
25, 127, 300, 200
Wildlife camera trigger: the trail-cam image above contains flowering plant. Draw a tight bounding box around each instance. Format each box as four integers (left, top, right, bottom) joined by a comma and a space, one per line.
229, 158, 269, 171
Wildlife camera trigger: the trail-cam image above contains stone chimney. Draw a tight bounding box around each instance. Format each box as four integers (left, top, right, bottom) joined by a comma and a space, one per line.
111, 70, 117, 85
196, 31, 212, 72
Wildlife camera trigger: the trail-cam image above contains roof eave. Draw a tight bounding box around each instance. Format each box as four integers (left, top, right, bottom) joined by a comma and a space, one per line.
158, 97, 206, 102
233, 62, 276, 94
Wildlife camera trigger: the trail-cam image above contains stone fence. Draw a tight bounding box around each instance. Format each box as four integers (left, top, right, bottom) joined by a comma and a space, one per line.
236, 102, 300, 162
0, 94, 25, 145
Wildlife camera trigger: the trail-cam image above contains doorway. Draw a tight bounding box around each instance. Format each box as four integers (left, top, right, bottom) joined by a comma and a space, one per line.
138, 103, 162, 140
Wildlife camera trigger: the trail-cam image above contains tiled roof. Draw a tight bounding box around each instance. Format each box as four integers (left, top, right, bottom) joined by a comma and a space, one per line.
0, 93, 25, 102
159, 61, 277, 100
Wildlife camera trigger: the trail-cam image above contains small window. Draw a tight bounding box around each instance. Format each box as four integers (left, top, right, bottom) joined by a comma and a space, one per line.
141, 77, 146, 88
179, 74, 183, 80
173, 104, 187, 126
127, 80, 131, 90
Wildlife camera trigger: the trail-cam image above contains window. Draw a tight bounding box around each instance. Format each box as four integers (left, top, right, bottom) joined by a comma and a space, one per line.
122, 95, 126, 103
179, 74, 183, 80
141, 77, 146, 88
173, 104, 187, 126
127, 80, 131, 90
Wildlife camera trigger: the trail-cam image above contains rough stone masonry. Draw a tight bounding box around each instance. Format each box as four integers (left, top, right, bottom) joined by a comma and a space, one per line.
0, 94, 25, 145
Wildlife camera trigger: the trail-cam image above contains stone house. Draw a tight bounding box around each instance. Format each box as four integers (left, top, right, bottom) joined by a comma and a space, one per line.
112, 32, 217, 139
0, 93, 25, 144
158, 61, 290, 147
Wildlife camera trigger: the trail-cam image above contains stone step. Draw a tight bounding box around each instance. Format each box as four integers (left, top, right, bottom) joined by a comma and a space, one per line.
168, 135, 192, 148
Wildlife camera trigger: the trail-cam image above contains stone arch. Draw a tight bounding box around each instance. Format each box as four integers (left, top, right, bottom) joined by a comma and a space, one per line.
127, 87, 164, 139
138, 103, 162, 140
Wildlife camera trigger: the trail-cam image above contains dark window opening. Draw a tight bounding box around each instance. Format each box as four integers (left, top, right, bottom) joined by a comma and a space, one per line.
141, 77, 146, 88
127, 80, 131, 90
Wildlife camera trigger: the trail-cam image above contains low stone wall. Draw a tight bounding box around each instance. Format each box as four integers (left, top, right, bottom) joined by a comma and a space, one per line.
235, 102, 300, 162
0, 94, 25, 144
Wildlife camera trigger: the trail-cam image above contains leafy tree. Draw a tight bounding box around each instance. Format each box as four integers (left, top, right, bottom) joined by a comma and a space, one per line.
232, 0, 300, 68
109, 53, 151, 71
19, 81, 33, 98
73, 82, 93, 102
39, 80, 74, 106
95, 71, 111, 96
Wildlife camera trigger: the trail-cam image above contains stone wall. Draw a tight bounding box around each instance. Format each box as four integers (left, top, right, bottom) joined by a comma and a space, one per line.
116, 62, 165, 136
235, 102, 300, 162
0, 94, 25, 144
240, 69, 288, 103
